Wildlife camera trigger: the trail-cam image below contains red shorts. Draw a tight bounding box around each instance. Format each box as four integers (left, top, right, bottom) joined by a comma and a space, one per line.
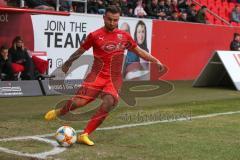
75, 75, 122, 102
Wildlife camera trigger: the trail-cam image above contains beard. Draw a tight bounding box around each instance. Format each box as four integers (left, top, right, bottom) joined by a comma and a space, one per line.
105, 23, 118, 31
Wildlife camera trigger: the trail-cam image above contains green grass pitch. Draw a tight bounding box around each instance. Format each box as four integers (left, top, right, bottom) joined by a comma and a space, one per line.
0, 81, 240, 160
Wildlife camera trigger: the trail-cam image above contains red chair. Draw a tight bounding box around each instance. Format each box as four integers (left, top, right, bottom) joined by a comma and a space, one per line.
32, 56, 48, 74
222, 1, 229, 8
231, 21, 238, 26
214, 19, 223, 25
30, 51, 49, 74
11, 63, 24, 79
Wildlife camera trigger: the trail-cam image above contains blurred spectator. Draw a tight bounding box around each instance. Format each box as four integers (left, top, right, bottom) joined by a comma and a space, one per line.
74, 1, 85, 13
0, 0, 7, 6
186, 3, 197, 22
97, 0, 106, 14
8, 36, 36, 80
171, 0, 179, 14
231, 5, 240, 23
179, 11, 188, 22
158, 0, 167, 20
125, 6, 135, 17
230, 33, 240, 51
0, 45, 15, 81
120, 0, 129, 16
178, 0, 189, 12
168, 11, 179, 21
57, 0, 73, 11
145, 0, 160, 19
134, 0, 147, 18
196, 5, 208, 24
25, 0, 55, 10
87, 0, 98, 13
164, 0, 172, 19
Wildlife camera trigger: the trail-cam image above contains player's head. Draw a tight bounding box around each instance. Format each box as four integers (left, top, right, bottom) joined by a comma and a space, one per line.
103, 5, 121, 31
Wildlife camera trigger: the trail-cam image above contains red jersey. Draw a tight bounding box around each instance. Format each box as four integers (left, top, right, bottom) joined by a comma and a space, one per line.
81, 27, 137, 79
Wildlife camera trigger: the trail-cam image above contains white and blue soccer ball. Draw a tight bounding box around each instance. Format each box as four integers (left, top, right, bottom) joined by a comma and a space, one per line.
55, 126, 77, 147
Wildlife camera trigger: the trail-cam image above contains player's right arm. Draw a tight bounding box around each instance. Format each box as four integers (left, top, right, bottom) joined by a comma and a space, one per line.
62, 33, 94, 73
62, 47, 86, 73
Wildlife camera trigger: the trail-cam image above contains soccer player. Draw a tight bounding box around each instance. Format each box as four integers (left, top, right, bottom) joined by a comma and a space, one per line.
44, 5, 164, 146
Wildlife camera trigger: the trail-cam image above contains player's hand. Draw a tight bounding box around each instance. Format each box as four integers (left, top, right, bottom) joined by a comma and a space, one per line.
62, 61, 71, 74
157, 61, 165, 72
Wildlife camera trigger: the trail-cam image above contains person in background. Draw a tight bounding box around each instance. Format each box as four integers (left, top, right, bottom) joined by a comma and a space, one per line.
231, 5, 240, 23
179, 11, 188, 22
134, 0, 147, 18
145, 0, 160, 19
186, 3, 197, 22
8, 36, 35, 80
158, 0, 167, 20
0, 0, 7, 6
168, 11, 179, 21
0, 45, 15, 81
196, 5, 208, 24
171, 0, 179, 14
96, 0, 106, 14
178, 0, 189, 12
25, 0, 55, 10
230, 33, 240, 51
164, 0, 172, 19
87, 0, 98, 13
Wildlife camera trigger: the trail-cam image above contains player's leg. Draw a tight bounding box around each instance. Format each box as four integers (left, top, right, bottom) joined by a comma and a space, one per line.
78, 94, 117, 146
44, 97, 92, 121
44, 82, 102, 121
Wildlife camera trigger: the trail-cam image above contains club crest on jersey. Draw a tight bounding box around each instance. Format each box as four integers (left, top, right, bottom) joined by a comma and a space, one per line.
117, 34, 123, 40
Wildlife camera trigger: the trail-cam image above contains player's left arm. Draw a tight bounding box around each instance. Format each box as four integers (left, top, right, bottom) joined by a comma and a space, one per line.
131, 46, 164, 70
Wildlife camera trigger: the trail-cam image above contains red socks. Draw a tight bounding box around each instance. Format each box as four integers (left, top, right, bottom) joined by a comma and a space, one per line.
59, 99, 109, 135
83, 107, 108, 135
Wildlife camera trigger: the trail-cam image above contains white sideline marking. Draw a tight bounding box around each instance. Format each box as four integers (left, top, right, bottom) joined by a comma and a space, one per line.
0, 110, 240, 159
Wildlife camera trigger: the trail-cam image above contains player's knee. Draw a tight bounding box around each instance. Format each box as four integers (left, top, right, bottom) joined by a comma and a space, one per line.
72, 97, 89, 107
102, 95, 116, 111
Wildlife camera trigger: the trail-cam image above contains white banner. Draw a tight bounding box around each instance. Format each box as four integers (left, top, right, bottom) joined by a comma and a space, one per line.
193, 51, 240, 90
218, 51, 240, 89
31, 14, 152, 80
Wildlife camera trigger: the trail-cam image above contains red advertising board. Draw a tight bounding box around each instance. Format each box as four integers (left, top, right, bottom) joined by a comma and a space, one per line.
151, 20, 240, 80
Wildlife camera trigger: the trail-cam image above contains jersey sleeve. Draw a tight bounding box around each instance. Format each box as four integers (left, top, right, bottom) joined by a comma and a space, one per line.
126, 32, 137, 50
81, 33, 94, 50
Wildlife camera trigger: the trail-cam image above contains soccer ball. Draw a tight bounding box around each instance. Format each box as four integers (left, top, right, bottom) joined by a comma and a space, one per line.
55, 126, 77, 147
